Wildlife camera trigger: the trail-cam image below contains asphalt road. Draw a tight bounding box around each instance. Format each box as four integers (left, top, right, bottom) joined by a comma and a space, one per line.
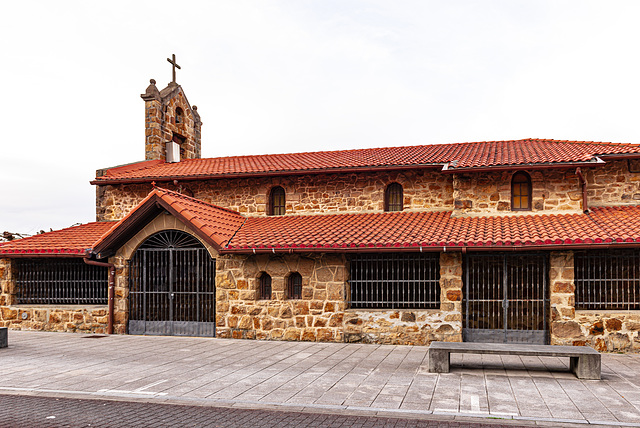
0, 394, 523, 428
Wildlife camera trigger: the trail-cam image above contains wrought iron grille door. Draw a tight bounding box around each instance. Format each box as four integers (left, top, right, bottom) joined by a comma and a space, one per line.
128, 230, 216, 337
463, 253, 549, 344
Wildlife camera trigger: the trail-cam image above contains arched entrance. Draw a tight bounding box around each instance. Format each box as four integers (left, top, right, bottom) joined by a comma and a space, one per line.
128, 230, 216, 336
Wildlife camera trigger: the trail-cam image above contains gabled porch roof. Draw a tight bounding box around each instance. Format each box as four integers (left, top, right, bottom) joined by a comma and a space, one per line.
91, 187, 245, 258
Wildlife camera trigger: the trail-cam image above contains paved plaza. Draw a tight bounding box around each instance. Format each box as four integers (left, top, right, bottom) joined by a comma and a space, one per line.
0, 395, 518, 428
1, 331, 640, 427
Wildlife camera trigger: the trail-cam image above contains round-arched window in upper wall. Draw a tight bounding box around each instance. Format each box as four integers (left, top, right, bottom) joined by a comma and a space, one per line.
511, 171, 532, 211
268, 186, 286, 216
384, 182, 403, 212
176, 107, 184, 124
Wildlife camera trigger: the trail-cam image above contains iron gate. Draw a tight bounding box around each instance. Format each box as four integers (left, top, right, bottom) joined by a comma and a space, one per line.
463, 253, 549, 344
128, 230, 216, 337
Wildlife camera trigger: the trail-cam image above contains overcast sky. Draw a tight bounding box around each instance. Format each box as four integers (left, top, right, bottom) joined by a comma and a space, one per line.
2, 1, 640, 235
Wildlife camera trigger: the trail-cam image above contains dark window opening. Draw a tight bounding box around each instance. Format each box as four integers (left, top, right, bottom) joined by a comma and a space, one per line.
175, 107, 184, 124
259, 273, 272, 300
15, 258, 108, 305
575, 249, 640, 310
385, 183, 403, 212
172, 133, 185, 144
171, 133, 186, 159
511, 172, 532, 211
269, 186, 286, 216
288, 272, 302, 300
349, 253, 440, 309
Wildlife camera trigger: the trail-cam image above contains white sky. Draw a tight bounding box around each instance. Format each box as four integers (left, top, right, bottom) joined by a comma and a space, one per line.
2, 1, 640, 235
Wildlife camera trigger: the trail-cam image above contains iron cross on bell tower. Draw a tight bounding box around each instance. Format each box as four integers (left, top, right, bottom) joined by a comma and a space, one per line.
167, 54, 181, 84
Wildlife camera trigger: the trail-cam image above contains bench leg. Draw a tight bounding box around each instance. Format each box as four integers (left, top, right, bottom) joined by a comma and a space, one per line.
570, 355, 601, 380
428, 349, 450, 373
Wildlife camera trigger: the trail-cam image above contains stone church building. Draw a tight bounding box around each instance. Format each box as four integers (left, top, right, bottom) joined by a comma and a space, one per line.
1, 78, 640, 352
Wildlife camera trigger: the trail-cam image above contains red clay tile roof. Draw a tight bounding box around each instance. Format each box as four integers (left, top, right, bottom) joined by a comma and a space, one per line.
92, 187, 246, 253
0, 222, 115, 257
224, 205, 640, 252
146, 187, 245, 249
5, 196, 640, 256
92, 139, 640, 184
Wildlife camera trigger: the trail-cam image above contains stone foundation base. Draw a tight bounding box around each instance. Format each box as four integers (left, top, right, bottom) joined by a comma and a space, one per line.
343, 310, 461, 346
0, 305, 109, 333
553, 311, 640, 353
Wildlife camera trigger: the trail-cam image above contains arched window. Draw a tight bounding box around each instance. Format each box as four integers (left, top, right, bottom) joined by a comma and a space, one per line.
384, 183, 403, 212
258, 272, 272, 300
269, 186, 286, 216
175, 107, 184, 124
511, 172, 532, 211
287, 272, 302, 300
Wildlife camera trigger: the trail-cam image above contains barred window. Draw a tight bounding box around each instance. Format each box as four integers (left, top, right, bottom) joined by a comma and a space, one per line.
575, 250, 640, 310
349, 253, 440, 309
269, 186, 286, 216
288, 272, 302, 300
384, 183, 403, 212
15, 258, 108, 305
258, 272, 272, 300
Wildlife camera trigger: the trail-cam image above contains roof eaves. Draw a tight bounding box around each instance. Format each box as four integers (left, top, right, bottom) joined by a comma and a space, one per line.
90, 163, 446, 185
0, 251, 91, 258
441, 160, 606, 174
597, 153, 640, 160
222, 240, 640, 255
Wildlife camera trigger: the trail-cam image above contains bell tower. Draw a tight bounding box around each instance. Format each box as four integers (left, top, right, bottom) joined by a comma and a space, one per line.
140, 55, 202, 162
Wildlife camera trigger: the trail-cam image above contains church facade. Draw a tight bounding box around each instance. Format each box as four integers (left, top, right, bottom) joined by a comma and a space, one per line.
1, 78, 640, 352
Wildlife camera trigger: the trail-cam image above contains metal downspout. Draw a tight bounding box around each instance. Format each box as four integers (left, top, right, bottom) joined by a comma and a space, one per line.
575, 167, 589, 213
83, 257, 115, 334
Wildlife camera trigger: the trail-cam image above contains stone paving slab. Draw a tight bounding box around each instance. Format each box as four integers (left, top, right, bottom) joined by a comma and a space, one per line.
1, 331, 640, 427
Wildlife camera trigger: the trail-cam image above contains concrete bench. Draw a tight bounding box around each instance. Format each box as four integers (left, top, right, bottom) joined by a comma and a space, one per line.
428, 341, 601, 380
0, 327, 6, 348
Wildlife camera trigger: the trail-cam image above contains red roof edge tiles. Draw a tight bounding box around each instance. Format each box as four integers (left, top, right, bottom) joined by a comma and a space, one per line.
223, 205, 640, 254
0, 222, 116, 257
91, 139, 640, 184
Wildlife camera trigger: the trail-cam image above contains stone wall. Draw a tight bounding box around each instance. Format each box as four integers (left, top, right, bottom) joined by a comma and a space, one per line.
587, 160, 640, 207
96, 161, 640, 222
1, 256, 110, 332
4, 245, 639, 350
573, 311, 640, 352
549, 252, 579, 344
342, 252, 463, 345
0, 305, 109, 333
96, 169, 454, 221
0, 258, 14, 307
452, 169, 584, 215
550, 251, 640, 352
111, 254, 128, 335
215, 253, 346, 342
